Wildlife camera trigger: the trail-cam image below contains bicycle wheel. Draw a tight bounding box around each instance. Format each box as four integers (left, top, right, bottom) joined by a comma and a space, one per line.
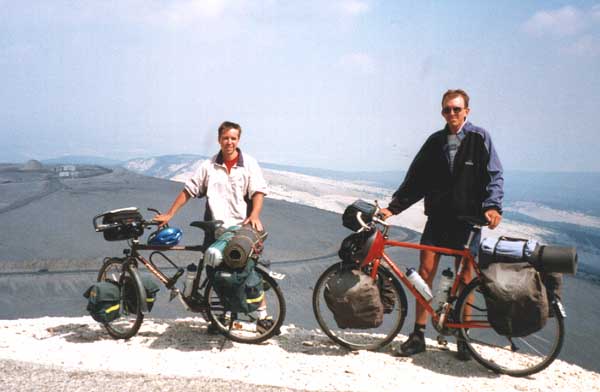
312, 262, 407, 351
455, 278, 564, 376
97, 257, 144, 339
204, 267, 286, 344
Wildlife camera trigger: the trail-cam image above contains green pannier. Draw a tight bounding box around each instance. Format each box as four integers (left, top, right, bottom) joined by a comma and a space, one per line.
210, 259, 264, 314
142, 275, 160, 312
122, 275, 160, 313
83, 281, 121, 323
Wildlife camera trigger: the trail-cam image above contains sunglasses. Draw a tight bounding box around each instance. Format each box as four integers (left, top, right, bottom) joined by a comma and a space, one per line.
442, 106, 464, 115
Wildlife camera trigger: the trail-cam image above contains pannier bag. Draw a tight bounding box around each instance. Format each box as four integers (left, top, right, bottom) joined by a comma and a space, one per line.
141, 275, 160, 312
83, 281, 121, 323
480, 262, 548, 337
210, 259, 264, 314
342, 200, 377, 232
378, 276, 396, 314
338, 230, 374, 264
223, 225, 268, 269
94, 207, 144, 241
479, 237, 552, 336
121, 275, 161, 313
323, 268, 384, 329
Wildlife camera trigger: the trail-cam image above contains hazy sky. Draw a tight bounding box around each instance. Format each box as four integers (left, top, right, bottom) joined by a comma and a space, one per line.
1, 1, 599, 171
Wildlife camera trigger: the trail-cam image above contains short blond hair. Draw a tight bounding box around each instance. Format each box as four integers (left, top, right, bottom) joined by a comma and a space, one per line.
442, 89, 470, 108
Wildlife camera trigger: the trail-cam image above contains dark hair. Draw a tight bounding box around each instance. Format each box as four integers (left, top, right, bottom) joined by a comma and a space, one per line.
442, 89, 470, 108
218, 121, 242, 138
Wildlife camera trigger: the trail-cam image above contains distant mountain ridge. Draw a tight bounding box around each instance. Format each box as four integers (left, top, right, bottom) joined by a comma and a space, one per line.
123, 154, 406, 188
41, 155, 124, 166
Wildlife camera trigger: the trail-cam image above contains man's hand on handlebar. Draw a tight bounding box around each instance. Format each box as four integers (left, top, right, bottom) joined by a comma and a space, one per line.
379, 208, 394, 221
484, 209, 502, 230
153, 213, 173, 228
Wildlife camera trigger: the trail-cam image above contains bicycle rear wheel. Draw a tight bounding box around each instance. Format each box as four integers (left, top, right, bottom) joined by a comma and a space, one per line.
97, 257, 144, 340
455, 278, 564, 376
204, 268, 286, 344
312, 262, 407, 351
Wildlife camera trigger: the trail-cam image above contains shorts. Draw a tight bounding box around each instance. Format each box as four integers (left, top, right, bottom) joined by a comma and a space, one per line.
420, 217, 481, 255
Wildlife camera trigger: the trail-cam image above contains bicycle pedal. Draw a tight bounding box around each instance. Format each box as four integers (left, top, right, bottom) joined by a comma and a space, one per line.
437, 335, 448, 347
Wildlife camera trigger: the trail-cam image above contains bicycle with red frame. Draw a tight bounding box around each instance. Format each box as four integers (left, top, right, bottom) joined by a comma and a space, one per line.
312, 200, 566, 376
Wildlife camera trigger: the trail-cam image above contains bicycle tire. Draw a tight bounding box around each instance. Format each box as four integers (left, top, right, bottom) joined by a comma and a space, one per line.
455, 278, 564, 376
312, 262, 407, 351
204, 267, 286, 344
97, 257, 144, 340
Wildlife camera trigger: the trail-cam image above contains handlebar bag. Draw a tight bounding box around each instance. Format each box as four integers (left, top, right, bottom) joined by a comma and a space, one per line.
324, 267, 384, 329
208, 259, 264, 314
342, 200, 376, 232
83, 281, 121, 323
100, 207, 144, 241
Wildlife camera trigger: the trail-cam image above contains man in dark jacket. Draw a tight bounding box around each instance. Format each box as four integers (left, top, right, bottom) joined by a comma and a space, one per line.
380, 89, 503, 360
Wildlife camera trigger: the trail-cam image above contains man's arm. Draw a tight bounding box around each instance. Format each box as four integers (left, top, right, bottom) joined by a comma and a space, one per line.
481, 131, 504, 229
384, 136, 434, 218
243, 192, 265, 231
154, 189, 192, 227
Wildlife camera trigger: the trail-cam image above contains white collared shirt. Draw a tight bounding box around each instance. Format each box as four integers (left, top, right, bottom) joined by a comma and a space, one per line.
184, 151, 268, 228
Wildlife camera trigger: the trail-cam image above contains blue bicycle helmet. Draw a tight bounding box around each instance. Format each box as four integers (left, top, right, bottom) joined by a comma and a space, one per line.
148, 227, 183, 246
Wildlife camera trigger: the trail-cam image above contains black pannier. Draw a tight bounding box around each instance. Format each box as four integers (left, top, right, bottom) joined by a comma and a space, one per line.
478, 236, 567, 336
480, 261, 548, 337
83, 281, 121, 323
342, 200, 377, 232
323, 267, 384, 329
93, 207, 144, 241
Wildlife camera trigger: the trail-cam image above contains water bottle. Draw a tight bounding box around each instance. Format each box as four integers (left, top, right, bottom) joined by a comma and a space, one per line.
406, 268, 433, 301
433, 268, 454, 311
183, 263, 197, 298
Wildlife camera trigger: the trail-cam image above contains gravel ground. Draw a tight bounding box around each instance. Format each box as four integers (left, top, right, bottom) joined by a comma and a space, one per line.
1, 316, 599, 392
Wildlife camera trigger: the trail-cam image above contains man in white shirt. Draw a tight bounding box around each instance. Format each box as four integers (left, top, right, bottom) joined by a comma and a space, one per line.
154, 121, 274, 333
154, 121, 268, 232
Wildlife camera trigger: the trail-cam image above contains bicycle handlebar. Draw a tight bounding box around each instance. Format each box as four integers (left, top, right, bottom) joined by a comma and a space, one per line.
355, 201, 390, 236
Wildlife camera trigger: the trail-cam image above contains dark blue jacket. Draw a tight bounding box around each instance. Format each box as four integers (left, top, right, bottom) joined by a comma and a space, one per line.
388, 122, 503, 218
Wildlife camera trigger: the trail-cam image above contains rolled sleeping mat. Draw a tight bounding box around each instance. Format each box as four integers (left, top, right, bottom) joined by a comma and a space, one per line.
223, 226, 267, 269
531, 246, 578, 274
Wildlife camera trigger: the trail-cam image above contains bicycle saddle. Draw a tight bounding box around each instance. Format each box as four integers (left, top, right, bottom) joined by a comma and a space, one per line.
190, 220, 224, 235
457, 215, 489, 227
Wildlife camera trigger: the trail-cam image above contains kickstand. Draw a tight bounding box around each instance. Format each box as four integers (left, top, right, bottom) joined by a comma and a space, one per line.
508, 337, 519, 352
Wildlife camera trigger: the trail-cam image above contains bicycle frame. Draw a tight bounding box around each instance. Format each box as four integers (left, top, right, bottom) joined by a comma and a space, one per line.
358, 228, 489, 330
127, 241, 206, 287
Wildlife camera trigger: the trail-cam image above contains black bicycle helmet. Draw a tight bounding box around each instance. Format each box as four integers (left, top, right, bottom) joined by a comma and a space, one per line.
338, 229, 379, 264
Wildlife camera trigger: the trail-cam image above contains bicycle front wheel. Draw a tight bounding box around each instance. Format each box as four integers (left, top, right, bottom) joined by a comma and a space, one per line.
455, 278, 564, 377
97, 257, 144, 340
312, 262, 407, 351
205, 268, 286, 344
